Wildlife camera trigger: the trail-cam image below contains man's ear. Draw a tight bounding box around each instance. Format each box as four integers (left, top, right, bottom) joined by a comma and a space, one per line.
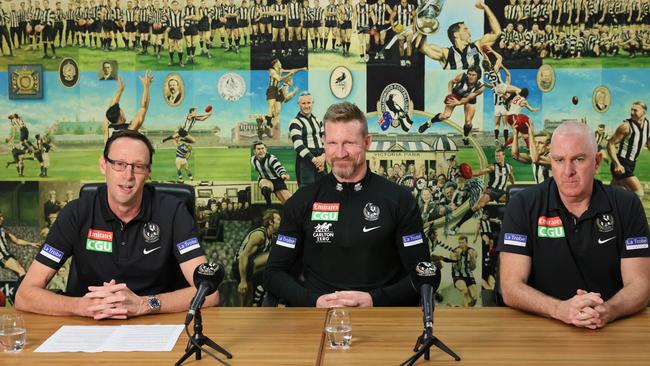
99, 155, 107, 175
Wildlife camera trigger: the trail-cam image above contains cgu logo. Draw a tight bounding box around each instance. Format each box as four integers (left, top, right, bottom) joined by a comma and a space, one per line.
538, 226, 565, 238
86, 239, 113, 253
311, 211, 339, 222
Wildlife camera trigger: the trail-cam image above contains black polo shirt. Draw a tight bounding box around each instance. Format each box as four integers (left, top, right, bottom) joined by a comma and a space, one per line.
35, 185, 205, 297
497, 178, 650, 301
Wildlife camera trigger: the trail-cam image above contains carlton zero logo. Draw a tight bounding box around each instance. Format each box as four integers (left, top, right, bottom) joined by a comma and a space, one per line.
86, 229, 113, 253
311, 202, 340, 222
537, 216, 565, 238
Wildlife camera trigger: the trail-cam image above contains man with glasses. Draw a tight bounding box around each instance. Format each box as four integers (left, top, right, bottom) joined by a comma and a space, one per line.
16, 130, 218, 319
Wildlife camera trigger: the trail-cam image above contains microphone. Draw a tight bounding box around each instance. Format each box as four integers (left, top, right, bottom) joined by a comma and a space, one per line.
410, 262, 441, 333
185, 262, 225, 325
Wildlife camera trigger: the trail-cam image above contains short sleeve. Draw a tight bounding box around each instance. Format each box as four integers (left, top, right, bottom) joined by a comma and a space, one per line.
34, 201, 78, 270
497, 191, 533, 257
172, 202, 206, 263
618, 193, 650, 259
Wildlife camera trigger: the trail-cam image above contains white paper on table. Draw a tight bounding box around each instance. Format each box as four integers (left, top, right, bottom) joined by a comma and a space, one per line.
35, 324, 184, 353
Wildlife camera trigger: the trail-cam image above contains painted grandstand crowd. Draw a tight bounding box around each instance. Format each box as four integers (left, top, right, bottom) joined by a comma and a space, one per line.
499, 0, 650, 60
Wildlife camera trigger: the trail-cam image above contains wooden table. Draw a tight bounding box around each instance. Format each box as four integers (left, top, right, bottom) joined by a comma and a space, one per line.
0, 307, 327, 366
2, 307, 649, 365
319, 307, 650, 366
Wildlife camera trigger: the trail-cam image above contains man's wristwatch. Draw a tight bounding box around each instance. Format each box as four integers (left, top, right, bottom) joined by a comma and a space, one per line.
147, 295, 161, 312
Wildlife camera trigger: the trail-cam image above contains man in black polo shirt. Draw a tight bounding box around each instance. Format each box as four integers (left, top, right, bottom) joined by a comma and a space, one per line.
498, 121, 650, 329
264, 102, 430, 307
16, 130, 218, 319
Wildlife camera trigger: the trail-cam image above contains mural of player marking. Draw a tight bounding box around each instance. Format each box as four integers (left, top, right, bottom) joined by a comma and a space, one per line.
450, 235, 478, 307
511, 121, 551, 184
264, 59, 305, 133
417, 1, 501, 69
251, 141, 292, 205
419, 64, 485, 146
161, 106, 213, 144
103, 71, 154, 142
479, 52, 523, 146
0, 210, 40, 279
502, 88, 539, 148
173, 137, 193, 182
6, 113, 36, 151
607, 101, 650, 198
232, 209, 281, 306
448, 149, 514, 235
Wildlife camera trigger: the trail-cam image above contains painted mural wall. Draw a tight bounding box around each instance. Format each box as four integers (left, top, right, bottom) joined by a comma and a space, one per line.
1, 0, 649, 307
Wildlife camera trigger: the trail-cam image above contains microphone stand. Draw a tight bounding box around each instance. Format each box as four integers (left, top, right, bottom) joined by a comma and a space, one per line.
400, 319, 460, 365
175, 308, 233, 366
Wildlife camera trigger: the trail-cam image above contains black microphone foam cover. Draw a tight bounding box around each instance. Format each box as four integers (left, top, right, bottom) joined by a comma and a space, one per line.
193, 262, 225, 297
410, 262, 441, 294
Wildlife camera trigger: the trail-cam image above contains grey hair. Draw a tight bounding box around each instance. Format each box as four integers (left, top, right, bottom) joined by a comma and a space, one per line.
551, 121, 597, 153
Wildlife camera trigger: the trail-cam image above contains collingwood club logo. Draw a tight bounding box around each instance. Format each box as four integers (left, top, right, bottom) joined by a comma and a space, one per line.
329, 66, 353, 99
142, 222, 160, 243
363, 203, 380, 221
218, 73, 246, 102
596, 214, 614, 233
377, 83, 414, 130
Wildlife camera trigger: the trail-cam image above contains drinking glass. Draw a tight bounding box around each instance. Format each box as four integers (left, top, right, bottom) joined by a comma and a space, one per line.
0, 314, 26, 352
325, 308, 352, 349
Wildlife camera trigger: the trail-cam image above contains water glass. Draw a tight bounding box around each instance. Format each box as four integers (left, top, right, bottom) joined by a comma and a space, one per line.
0, 314, 26, 352
325, 308, 352, 349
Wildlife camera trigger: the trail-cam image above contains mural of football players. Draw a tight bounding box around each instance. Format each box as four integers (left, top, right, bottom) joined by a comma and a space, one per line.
183, 0, 200, 62
418, 0, 501, 69
354, 0, 371, 62
447, 149, 514, 235
286, 0, 303, 56
165, 0, 186, 66
197, 0, 211, 56
263, 59, 305, 131
390, 0, 415, 66
607, 101, 650, 198
270, 0, 285, 56
419, 64, 485, 146
337, 0, 353, 55
161, 107, 213, 144
473, 210, 498, 291
232, 208, 280, 306
173, 136, 193, 182
511, 121, 552, 184
0, 210, 40, 279
322, 0, 338, 50
370, 0, 391, 60
450, 235, 478, 307
251, 141, 292, 205
103, 71, 153, 141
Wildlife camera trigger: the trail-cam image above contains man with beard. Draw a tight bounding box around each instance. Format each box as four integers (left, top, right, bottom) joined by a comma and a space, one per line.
264, 102, 431, 307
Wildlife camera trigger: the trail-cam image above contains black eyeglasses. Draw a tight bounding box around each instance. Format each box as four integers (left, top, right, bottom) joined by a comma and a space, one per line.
105, 156, 151, 174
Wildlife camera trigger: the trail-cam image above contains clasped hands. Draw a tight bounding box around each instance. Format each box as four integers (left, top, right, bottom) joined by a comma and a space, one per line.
555, 289, 610, 329
316, 291, 373, 308
79, 279, 147, 320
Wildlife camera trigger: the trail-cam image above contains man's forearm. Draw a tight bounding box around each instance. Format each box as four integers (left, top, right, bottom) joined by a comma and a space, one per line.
264, 270, 318, 306
155, 287, 219, 315
502, 281, 561, 320
15, 285, 83, 316
604, 280, 650, 323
